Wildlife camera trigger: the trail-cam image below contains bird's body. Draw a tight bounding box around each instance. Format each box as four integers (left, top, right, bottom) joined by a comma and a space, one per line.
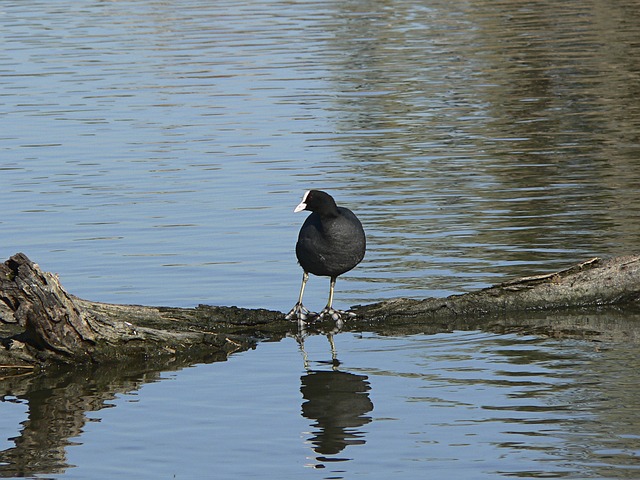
296, 206, 365, 278
286, 190, 366, 324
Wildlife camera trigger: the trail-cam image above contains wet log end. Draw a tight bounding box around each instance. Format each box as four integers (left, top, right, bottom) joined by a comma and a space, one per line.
1, 253, 95, 360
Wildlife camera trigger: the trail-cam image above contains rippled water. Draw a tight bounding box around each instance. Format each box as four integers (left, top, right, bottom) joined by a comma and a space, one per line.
3, 0, 640, 310
2, 0, 640, 478
2, 332, 639, 479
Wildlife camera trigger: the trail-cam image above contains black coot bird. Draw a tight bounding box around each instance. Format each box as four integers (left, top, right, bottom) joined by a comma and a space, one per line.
285, 190, 366, 324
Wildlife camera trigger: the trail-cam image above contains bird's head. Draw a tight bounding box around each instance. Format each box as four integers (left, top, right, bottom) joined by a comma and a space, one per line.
294, 190, 338, 216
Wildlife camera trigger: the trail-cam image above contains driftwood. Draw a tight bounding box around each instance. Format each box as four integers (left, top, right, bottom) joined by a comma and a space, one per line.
355, 256, 640, 317
1, 252, 640, 369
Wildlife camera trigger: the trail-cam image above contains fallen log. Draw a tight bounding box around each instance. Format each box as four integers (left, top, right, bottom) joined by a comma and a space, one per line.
354, 255, 640, 318
1, 252, 640, 368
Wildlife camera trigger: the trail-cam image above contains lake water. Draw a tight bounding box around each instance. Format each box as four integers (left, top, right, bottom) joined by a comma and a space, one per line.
1, 332, 639, 479
2, 0, 640, 478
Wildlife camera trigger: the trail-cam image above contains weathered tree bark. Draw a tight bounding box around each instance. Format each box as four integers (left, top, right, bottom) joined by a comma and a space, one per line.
0, 254, 96, 358
1, 252, 640, 368
354, 256, 640, 318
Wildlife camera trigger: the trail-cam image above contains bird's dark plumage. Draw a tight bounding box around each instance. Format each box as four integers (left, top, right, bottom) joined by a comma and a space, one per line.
286, 190, 366, 324
296, 192, 365, 278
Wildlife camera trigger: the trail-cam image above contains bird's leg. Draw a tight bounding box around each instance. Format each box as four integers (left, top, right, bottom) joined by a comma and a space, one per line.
285, 271, 316, 323
318, 277, 356, 323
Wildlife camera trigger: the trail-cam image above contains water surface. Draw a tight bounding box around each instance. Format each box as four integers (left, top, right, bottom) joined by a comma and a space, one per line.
2, 331, 639, 479
3, 0, 640, 310
2, 0, 640, 478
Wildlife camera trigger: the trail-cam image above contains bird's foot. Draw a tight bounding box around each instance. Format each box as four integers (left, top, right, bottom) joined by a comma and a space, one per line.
285, 303, 316, 323
318, 306, 356, 325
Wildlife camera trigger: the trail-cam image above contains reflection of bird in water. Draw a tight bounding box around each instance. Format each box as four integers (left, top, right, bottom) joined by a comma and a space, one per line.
296, 330, 341, 370
300, 369, 374, 462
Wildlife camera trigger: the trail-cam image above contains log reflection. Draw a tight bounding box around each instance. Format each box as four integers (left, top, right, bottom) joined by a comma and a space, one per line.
0, 350, 226, 477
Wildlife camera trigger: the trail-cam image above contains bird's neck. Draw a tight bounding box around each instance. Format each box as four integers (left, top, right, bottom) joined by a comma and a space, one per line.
318, 206, 339, 220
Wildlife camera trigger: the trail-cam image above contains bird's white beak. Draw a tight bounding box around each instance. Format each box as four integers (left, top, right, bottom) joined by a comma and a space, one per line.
293, 190, 310, 213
